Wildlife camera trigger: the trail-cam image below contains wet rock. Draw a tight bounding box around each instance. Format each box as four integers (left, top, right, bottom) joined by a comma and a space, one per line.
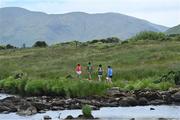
51, 100, 65, 106
136, 90, 162, 101
171, 91, 180, 102
38, 110, 46, 113
32, 102, 51, 111
0, 105, 10, 112
150, 108, 155, 110
65, 115, 74, 119
119, 97, 138, 106
43, 115, 52, 120
149, 99, 166, 105
138, 97, 148, 105
106, 87, 120, 96
17, 103, 37, 116
51, 106, 64, 111
2, 111, 10, 114
158, 118, 168, 120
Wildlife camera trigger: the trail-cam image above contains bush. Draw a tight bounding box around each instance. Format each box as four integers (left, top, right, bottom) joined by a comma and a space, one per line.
89, 37, 120, 44
130, 31, 167, 41
33, 41, 48, 47
0, 45, 5, 50
82, 105, 92, 118
6, 44, 16, 49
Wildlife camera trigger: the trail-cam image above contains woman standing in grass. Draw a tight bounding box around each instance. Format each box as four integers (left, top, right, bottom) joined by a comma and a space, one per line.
98, 64, 103, 81
76, 64, 82, 79
87, 62, 93, 80
106, 66, 113, 83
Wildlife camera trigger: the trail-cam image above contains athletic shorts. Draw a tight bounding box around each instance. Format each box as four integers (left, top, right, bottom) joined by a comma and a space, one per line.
76, 71, 82, 75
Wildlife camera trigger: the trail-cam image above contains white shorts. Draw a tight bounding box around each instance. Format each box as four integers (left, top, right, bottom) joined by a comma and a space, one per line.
76, 71, 82, 75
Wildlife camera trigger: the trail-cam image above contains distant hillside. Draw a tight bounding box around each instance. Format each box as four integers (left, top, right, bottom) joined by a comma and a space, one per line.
166, 25, 180, 35
0, 7, 168, 46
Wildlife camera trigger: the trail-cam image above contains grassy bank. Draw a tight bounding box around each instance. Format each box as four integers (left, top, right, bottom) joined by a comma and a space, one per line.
0, 76, 175, 97
0, 39, 180, 96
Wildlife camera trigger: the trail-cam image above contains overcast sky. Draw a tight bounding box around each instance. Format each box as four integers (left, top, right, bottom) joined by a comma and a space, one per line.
0, 0, 180, 27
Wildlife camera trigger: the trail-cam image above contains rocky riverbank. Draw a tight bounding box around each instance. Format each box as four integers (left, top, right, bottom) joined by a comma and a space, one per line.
0, 87, 180, 116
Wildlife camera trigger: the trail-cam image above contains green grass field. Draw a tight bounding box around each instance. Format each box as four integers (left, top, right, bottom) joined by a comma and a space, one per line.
0, 39, 180, 96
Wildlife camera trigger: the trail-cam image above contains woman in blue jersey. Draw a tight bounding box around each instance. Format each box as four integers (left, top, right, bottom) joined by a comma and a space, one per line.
106, 66, 113, 83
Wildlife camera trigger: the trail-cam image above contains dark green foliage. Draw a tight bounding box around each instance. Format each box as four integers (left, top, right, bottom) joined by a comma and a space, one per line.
130, 31, 167, 41
0, 45, 6, 50
121, 40, 129, 44
6, 44, 16, 49
33, 41, 48, 47
0, 78, 111, 97
159, 71, 180, 85
89, 37, 120, 44
82, 105, 92, 118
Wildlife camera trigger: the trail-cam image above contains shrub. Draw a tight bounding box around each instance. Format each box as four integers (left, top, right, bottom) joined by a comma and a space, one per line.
130, 31, 167, 41
89, 37, 120, 44
33, 41, 48, 47
82, 105, 92, 118
0, 45, 5, 50
24, 80, 45, 96
6, 44, 16, 49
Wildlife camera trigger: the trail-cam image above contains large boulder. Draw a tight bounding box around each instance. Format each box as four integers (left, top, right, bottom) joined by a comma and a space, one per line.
43, 115, 52, 120
172, 91, 180, 102
138, 97, 148, 105
32, 102, 51, 111
149, 99, 166, 105
17, 102, 37, 116
119, 96, 138, 106
0, 103, 11, 112
135, 90, 162, 101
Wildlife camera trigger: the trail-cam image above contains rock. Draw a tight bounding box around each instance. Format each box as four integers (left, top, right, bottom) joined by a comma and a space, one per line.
65, 115, 74, 119
150, 108, 155, 110
0, 105, 10, 112
158, 118, 168, 120
130, 118, 135, 120
43, 115, 52, 120
51, 100, 65, 106
149, 99, 165, 105
38, 110, 46, 113
32, 102, 51, 111
138, 97, 148, 105
17, 104, 37, 116
119, 97, 138, 106
106, 87, 120, 96
2, 111, 10, 114
51, 106, 64, 111
171, 91, 180, 102
136, 90, 162, 101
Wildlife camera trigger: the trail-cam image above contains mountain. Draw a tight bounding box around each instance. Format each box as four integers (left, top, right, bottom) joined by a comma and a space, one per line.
0, 7, 168, 46
165, 24, 180, 35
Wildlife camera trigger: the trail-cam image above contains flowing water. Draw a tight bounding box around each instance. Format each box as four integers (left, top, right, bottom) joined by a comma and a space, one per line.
0, 94, 180, 120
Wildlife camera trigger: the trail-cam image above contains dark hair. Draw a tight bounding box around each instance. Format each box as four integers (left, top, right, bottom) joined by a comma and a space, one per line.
108, 66, 111, 68
77, 64, 80, 66
99, 64, 102, 67
88, 62, 91, 65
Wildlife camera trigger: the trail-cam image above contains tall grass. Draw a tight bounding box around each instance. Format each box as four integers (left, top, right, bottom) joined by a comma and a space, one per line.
0, 77, 111, 97
0, 40, 179, 96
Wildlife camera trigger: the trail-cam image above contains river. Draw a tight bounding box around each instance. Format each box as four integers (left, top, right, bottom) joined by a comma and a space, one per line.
0, 94, 180, 120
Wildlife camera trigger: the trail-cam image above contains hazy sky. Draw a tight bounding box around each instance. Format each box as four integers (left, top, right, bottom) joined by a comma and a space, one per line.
0, 0, 180, 27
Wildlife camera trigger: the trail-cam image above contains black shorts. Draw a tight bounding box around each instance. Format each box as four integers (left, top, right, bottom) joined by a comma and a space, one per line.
108, 76, 112, 78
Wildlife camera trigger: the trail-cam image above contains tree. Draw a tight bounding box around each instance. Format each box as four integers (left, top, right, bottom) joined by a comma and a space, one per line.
33, 41, 48, 47
6, 44, 16, 49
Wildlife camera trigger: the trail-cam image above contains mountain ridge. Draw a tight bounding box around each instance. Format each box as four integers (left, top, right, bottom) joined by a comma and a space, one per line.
166, 24, 180, 35
0, 7, 169, 46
